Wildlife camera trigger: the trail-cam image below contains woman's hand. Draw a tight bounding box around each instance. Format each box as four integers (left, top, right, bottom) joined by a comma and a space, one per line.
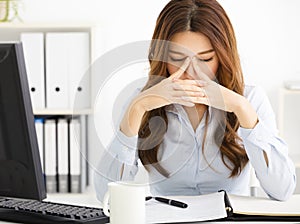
120, 58, 206, 136
185, 57, 258, 129
136, 58, 206, 111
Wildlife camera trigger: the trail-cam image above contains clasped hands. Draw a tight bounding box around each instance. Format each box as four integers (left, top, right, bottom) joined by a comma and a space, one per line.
121, 56, 258, 137
136, 57, 243, 113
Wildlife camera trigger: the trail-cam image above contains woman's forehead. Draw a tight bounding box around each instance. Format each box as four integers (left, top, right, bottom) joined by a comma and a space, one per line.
169, 31, 213, 56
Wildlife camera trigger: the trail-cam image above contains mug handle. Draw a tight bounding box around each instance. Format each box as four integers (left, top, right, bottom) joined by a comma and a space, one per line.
102, 191, 110, 217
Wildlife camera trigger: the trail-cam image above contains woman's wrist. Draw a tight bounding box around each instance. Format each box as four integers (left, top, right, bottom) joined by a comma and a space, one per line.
232, 95, 258, 129
120, 96, 147, 137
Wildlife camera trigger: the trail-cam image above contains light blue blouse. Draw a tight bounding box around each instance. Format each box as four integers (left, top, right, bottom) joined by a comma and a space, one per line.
94, 85, 296, 202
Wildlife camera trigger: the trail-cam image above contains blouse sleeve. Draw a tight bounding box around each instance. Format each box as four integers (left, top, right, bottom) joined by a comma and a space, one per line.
239, 86, 296, 201
93, 89, 141, 203
93, 130, 139, 203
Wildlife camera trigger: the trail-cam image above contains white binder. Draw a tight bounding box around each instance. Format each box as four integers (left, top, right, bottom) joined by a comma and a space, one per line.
20, 32, 45, 109
45, 32, 90, 109
79, 115, 87, 189
45, 33, 70, 109
44, 119, 57, 193
69, 118, 86, 193
34, 118, 44, 172
68, 32, 90, 109
57, 119, 69, 193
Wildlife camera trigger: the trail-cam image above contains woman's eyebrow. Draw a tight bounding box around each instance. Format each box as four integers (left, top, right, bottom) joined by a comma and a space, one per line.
169, 49, 214, 55
197, 49, 214, 55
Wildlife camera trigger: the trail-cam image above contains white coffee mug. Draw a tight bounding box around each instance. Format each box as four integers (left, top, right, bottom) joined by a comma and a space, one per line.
103, 181, 146, 224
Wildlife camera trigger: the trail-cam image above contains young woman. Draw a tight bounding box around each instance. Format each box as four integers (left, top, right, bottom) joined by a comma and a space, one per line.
94, 0, 296, 201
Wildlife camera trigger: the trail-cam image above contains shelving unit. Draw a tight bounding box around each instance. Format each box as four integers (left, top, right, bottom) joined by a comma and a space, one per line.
278, 88, 300, 159
0, 22, 99, 195
0, 22, 97, 109
33, 109, 93, 116
278, 87, 300, 194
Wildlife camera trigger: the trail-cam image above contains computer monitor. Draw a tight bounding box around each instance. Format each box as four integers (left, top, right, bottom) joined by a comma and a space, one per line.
0, 42, 46, 201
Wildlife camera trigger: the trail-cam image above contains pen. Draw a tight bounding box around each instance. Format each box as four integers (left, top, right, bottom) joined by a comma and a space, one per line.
146, 196, 188, 209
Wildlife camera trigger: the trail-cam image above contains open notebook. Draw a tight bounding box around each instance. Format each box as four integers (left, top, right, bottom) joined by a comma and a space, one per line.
146, 191, 300, 223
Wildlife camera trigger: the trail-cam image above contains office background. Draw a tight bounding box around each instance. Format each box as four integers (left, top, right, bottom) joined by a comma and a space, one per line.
6, 0, 300, 192
20, 0, 300, 109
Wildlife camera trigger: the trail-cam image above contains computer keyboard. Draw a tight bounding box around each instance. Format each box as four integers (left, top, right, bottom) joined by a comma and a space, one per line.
0, 197, 109, 224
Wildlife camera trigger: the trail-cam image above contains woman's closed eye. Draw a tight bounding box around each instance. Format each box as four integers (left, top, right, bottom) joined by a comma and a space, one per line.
170, 56, 214, 62
169, 56, 187, 62
197, 57, 214, 62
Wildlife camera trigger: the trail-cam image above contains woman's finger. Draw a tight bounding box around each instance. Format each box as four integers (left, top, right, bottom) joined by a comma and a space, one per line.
172, 83, 205, 95
172, 79, 207, 87
172, 89, 205, 97
181, 95, 210, 105
168, 57, 191, 80
191, 57, 211, 82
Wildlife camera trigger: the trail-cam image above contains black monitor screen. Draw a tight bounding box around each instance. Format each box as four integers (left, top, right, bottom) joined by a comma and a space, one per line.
0, 42, 46, 200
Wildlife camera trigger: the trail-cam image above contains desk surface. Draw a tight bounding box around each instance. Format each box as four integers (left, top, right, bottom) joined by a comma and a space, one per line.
1, 190, 300, 224
0, 218, 298, 224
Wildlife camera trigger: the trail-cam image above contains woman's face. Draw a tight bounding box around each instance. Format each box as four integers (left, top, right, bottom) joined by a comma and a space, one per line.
167, 31, 219, 80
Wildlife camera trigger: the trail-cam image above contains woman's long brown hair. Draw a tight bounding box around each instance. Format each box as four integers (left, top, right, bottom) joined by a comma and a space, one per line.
138, 0, 248, 177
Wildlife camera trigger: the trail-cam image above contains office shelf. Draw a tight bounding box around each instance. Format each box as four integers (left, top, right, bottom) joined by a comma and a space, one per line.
278, 88, 300, 156
278, 87, 300, 194
0, 22, 97, 115
1, 22, 98, 194
33, 109, 93, 116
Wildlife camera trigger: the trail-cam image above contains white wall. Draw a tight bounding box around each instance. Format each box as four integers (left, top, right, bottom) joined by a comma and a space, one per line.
219, 0, 300, 112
